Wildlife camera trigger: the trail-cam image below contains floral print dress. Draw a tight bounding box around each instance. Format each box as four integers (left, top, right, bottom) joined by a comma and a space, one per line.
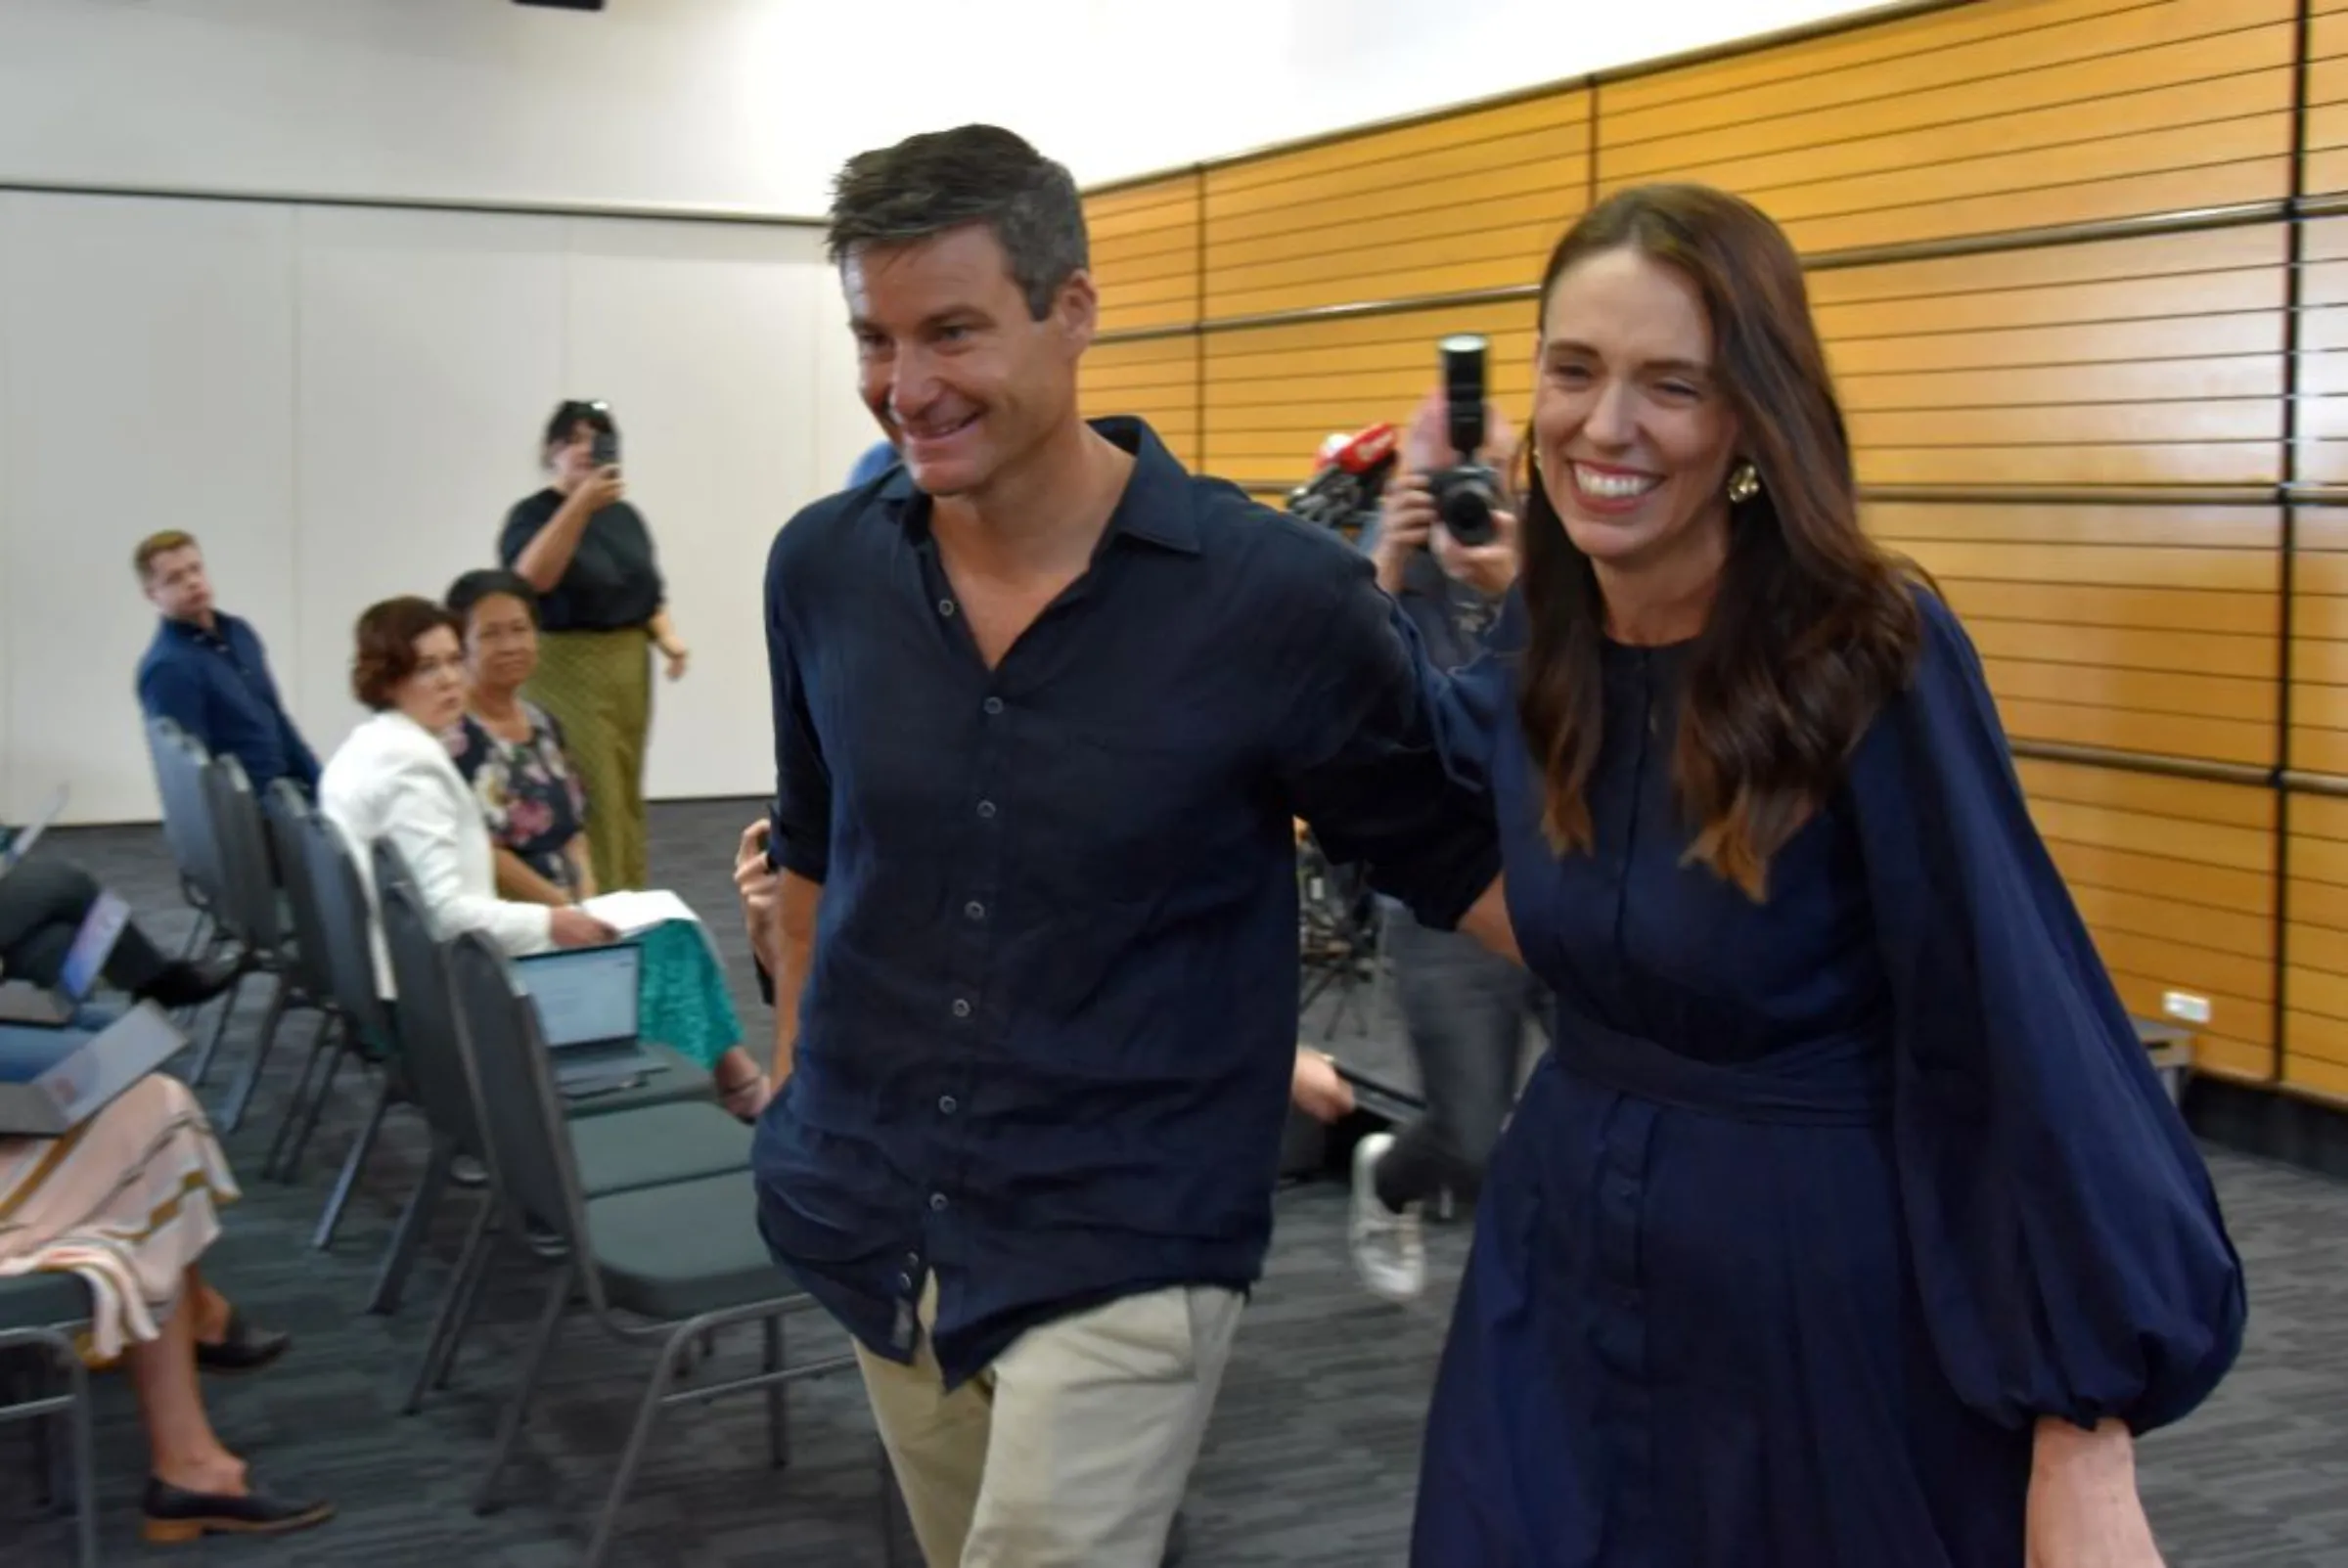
448, 703, 743, 1073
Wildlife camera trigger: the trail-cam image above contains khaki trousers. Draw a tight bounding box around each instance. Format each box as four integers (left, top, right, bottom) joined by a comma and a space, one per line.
858, 1276, 1242, 1568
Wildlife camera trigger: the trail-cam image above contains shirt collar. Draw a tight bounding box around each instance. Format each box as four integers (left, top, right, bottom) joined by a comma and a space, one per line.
161, 612, 234, 646
880, 416, 1200, 557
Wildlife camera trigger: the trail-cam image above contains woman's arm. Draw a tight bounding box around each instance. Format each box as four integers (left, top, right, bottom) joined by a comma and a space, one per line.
491, 844, 570, 907
648, 606, 690, 680
511, 470, 621, 593
564, 834, 598, 900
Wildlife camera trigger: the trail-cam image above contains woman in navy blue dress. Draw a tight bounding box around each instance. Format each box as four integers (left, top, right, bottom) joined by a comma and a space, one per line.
1413, 185, 2246, 1566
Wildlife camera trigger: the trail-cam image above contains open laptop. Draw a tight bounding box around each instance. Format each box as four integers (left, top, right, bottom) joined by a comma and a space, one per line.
0, 888, 129, 1025
511, 942, 663, 1092
0, 785, 69, 879
0, 1002, 186, 1137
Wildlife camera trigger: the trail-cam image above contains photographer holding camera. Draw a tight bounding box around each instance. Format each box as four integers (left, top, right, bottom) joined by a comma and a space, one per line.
1352, 356, 1554, 1304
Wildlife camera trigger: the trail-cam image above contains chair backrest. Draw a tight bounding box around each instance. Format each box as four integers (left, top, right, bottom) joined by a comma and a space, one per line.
445, 931, 592, 1265
301, 811, 394, 1051
374, 840, 485, 1164
201, 753, 283, 952
147, 719, 222, 907
263, 779, 335, 1002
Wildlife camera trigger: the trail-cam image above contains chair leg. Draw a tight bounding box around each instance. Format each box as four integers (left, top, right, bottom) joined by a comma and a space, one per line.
186, 966, 246, 1088
474, 1262, 574, 1517
264, 1012, 340, 1180
276, 1024, 350, 1185
764, 1315, 788, 1469
175, 909, 211, 962
580, 1321, 694, 1568
68, 1354, 96, 1568
877, 1439, 904, 1568
431, 1212, 504, 1394
219, 974, 288, 1134
404, 1197, 496, 1414
311, 1077, 392, 1252
369, 1133, 453, 1315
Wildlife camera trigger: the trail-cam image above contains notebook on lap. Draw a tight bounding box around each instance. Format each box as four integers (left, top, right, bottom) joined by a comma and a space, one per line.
0, 1002, 186, 1136
512, 942, 664, 1093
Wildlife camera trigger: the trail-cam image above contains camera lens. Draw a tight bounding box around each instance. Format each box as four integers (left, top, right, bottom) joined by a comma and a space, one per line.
1439, 474, 1497, 547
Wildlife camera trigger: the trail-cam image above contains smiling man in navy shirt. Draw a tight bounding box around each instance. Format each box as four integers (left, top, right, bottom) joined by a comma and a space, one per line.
133, 530, 319, 797
757, 125, 1509, 1568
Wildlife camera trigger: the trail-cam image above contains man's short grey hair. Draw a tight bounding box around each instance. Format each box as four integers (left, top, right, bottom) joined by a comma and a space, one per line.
827, 124, 1090, 321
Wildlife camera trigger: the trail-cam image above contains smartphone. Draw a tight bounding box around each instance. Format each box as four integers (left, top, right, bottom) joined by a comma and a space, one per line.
763, 799, 784, 874
590, 426, 620, 470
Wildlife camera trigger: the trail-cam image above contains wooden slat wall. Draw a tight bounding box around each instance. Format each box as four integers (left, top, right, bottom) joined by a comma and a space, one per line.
1077, 0, 2348, 1100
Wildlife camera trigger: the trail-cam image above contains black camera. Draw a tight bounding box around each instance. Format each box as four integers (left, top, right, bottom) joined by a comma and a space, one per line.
1426, 335, 1502, 547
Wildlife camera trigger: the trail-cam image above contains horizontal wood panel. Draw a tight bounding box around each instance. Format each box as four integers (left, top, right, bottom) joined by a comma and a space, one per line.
1607, 35, 2290, 187
1200, 92, 1587, 320
1603, 0, 2254, 124
1598, 0, 2290, 251
1867, 502, 2280, 550
1080, 337, 1198, 465
1085, 176, 1201, 335
1937, 578, 2277, 637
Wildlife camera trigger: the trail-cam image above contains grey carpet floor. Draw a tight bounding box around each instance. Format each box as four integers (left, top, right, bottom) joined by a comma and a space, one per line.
7, 798, 2347, 1566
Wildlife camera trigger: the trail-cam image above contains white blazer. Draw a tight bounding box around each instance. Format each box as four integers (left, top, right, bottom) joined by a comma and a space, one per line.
319, 709, 554, 993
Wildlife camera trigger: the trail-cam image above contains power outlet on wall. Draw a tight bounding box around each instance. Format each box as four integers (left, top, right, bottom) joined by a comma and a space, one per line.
2162, 990, 2213, 1026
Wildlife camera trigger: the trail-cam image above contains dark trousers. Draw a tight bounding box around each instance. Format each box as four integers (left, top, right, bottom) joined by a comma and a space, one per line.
1374, 905, 1551, 1212
0, 855, 170, 994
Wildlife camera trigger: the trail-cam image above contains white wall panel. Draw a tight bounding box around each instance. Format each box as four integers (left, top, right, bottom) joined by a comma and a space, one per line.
560, 217, 830, 804
0, 194, 297, 823
292, 205, 566, 766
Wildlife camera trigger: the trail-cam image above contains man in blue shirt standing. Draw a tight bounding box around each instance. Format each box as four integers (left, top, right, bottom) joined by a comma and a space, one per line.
133, 531, 320, 796
757, 124, 1510, 1567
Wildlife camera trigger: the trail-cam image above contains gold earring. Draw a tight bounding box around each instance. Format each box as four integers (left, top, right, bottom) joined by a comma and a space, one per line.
1727, 462, 1761, 504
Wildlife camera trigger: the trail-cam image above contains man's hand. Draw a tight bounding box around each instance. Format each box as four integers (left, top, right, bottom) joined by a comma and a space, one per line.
1458, 875, 1518, 963
735, 819, 781, 973
1291, 1048, 1356, 1123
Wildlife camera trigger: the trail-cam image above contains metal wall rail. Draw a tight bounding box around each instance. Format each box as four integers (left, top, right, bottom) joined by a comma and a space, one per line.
0, 177, 827, 230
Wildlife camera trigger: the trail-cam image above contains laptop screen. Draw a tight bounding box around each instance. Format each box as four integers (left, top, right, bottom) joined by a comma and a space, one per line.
57, 890, 129, 1003
517, 944, 641, 1049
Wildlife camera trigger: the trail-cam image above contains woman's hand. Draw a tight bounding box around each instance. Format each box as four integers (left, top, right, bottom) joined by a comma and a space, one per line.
573, 465, 625, 513
2026, 1419, 2166, 1567
659, 641, 691, 681
1290, 1049, 1356, 1123
548, 907, 618, 948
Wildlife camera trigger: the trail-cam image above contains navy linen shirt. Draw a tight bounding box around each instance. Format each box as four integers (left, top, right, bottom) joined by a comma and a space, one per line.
752, 417, 1500, 1387
136, 614, 319, 795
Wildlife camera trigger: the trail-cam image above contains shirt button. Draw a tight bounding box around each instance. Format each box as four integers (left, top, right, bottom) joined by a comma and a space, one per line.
976, 800, 997, 820
929, 1192, 948, 1212
982, 696, 1004, 715
905, 1251, 921, 1268
938, 1095, 958, 1115
964, 900, 985, 921
951, 998, 971, 1019
937, 599, 956, 617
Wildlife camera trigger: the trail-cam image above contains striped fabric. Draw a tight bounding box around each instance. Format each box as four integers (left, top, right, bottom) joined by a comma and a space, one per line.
0, 1073, 237, 1359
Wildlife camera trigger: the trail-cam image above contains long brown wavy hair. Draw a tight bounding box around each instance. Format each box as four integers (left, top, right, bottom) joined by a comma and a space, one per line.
1516, 184, 1922, 900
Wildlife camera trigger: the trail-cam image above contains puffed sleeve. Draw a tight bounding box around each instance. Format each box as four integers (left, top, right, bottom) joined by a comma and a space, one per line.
1847, 587, 2245, 1435
1419, 587, 1527, 803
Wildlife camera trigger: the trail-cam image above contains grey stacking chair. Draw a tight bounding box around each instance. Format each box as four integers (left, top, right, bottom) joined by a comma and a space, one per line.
443, 930, 857, 1568
371, 839, 749, 1342
0, 1273, 97, 1568
196, 754, 295, 1130
256, 778, 346, 1174
143, 717, 218, 961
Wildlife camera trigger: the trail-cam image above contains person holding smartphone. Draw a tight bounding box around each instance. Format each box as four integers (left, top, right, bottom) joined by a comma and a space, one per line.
499, 400, 689, 893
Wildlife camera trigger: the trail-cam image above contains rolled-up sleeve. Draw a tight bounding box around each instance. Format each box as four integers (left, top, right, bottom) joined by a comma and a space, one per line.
765, 531, 832, 885
1276, 560, 1501, 930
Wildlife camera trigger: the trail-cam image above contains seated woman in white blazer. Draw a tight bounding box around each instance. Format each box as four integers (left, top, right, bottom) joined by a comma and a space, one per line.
319, 597, 614, 990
